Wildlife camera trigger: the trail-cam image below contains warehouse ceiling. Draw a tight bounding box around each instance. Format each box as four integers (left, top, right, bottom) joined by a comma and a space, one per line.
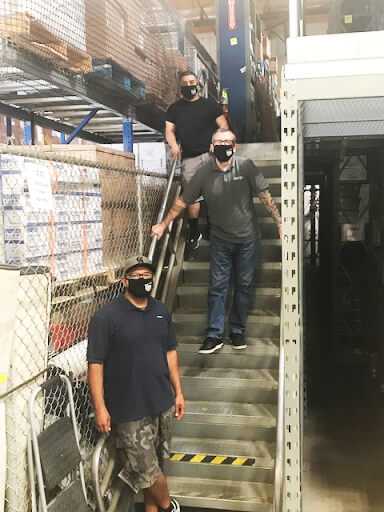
169, 0, 329, 31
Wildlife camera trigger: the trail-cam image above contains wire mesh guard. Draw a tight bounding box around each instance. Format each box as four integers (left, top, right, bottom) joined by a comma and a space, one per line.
0, 148, 168, 512
0, 0, 183, 108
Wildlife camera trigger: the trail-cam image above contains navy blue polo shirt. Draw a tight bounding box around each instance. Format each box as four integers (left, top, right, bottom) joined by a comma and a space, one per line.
87, 294, 177, 423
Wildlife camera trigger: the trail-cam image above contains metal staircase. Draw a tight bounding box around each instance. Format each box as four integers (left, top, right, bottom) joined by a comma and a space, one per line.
166, 145, 282, 511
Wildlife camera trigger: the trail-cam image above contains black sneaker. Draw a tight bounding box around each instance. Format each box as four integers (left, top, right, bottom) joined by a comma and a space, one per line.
230, 332, 247, 350
188, 233, 202, 250
198, 337, 224, 354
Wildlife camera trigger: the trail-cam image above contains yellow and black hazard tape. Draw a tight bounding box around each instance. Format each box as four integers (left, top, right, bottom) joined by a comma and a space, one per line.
170, 452, 255, 467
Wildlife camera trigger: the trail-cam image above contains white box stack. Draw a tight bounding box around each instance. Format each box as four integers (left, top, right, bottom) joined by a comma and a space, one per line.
0, 154, 104, 281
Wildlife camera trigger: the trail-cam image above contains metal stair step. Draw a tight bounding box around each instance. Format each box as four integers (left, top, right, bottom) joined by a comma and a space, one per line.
251, 163, 281, 178
178, 335, 279, 351
171, 437, 275, 461
167, 437, 274, 483
173, 311, 280, 338
180, 367, 278, 403
182, 261, 282, 284
190, 239, 282, 263
174, 321, 280, 338
174, 309, 280, 322
180, 400, 276, 427
166, 476, 274, 511
178, 346, 279, 370
180, 367, 278, 388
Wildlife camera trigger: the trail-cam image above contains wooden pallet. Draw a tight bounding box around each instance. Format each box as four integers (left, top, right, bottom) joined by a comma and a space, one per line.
0, 12, 92, 73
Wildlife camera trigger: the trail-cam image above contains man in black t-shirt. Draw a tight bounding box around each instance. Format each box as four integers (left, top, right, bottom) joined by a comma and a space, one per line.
87, 255, 185, 512
166, 70, 228, 249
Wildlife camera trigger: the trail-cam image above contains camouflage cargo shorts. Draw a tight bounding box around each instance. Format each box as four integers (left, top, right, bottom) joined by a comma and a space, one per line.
115, 407, 173, 493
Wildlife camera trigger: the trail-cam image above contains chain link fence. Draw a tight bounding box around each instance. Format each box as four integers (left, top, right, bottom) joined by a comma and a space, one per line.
0, 146, 171, 511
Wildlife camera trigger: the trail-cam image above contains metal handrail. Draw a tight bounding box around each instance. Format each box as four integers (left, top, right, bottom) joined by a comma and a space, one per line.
274, 283, 285, 512
148, 157, 179, 262
92, 436, 109, 512
151, 183, 181, 298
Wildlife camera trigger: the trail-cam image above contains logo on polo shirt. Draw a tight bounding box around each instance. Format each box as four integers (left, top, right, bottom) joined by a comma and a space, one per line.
157, 315, 164, 318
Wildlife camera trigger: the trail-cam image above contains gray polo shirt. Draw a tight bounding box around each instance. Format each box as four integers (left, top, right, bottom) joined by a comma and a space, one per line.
181, 155, 268, 243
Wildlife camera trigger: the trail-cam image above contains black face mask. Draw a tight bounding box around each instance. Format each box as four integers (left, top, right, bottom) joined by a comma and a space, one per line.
214, 145, 234, 163
181, 85, 198, 100
127, 278, 153, 299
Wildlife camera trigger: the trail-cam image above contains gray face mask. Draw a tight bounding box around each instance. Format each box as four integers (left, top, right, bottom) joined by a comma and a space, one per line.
127, 278, 153, 298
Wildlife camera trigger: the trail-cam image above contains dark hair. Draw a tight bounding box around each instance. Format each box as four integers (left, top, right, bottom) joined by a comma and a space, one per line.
211, 127, 237, 144
179, 70, 198, 83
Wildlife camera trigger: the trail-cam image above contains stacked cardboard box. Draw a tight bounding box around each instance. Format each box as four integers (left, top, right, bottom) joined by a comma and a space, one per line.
15, 145, 137, 270
0, 155, 103, 281
84, 0, 178, 107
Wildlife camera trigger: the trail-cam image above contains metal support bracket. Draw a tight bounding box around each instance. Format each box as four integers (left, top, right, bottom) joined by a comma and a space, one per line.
62, 108, 99, 144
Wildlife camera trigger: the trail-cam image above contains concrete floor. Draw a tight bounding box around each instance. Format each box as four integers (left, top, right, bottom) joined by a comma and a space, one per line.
303, 369, 384, 511
303, 267, 384, 511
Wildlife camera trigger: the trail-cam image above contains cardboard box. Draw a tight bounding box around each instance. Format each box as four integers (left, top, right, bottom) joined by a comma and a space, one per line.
269, 56, 278, 74
262, 34, 271, 59
20, 144, 135, 168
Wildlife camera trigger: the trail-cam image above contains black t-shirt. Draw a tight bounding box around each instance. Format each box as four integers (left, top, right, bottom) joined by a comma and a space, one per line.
181, 155, 269, 242
87, 294, 177, 423
166, 97, 223, 158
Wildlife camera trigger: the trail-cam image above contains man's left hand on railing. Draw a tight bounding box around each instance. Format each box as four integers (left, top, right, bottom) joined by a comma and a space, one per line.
151, 221, 167, 240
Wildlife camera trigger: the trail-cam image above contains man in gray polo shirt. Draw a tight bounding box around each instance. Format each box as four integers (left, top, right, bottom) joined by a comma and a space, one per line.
151, 128, 281, 354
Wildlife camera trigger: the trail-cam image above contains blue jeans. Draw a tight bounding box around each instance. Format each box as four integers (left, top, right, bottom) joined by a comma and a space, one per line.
206, 237, 260, 338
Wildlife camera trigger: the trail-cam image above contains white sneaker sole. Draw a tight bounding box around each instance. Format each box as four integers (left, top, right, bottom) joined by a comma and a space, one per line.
198, 342, 224, 354
189, 233, 202, 250
232, 344, 247, 350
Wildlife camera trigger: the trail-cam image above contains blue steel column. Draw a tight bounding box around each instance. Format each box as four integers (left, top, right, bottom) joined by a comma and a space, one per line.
24, 114, 35, 145
60, 133, 66, 144
217, 0, 247, 141
123, 117, 133, 153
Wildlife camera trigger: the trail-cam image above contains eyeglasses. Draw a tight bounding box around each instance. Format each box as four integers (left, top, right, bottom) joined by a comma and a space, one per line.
213, 139, 235, 146
126, 272, 153, 279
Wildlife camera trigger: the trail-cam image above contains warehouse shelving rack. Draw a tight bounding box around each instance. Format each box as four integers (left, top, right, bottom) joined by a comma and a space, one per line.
0, 0, 220, 147
0, 41, 166, 144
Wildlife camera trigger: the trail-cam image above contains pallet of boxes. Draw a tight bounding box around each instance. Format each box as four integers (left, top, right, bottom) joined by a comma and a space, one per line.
0, 145, 136, 354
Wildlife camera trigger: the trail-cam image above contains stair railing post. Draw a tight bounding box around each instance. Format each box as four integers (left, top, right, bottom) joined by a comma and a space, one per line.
148, 157, 179, 263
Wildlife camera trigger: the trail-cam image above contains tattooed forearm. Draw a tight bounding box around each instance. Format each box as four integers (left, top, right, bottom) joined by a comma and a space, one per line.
162, 197, 188, 228
258, 189, 282, 226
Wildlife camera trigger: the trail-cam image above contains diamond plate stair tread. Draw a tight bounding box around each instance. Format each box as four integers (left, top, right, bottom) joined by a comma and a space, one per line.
184, 401, 277, 427
173, 312, 280, 324
167, 476, 273, 511
171, 437, 275, 462
179, 367, 278, 388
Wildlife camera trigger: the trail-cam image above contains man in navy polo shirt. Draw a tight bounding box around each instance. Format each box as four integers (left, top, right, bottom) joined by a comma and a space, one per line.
87, 255, 185, 512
